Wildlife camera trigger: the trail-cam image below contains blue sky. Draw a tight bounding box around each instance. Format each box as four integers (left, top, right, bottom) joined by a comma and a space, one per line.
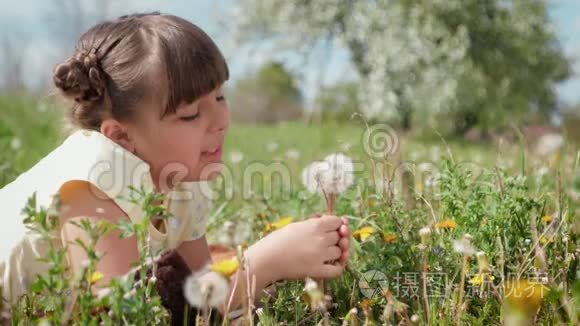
0, 0, 578, 104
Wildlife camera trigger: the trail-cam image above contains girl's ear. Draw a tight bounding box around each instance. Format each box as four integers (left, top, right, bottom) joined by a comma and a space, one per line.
100, 119, 136, 154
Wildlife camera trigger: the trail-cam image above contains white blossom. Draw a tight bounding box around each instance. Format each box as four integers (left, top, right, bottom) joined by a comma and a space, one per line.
235, 1, 470, 123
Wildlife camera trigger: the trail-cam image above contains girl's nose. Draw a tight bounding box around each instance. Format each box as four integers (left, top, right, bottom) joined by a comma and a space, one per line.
208, 103, 230, 133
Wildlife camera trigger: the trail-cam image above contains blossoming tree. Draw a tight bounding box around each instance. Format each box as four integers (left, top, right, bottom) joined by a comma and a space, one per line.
235, 0, 570, 134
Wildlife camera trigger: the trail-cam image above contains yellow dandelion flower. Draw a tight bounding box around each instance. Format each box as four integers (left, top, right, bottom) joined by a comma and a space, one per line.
353, 226, 375, 241
468, 273, 495, 286
264, 216, 294, 232
504, 279, 548, 314
542, 215, 553, 224
383, 234, 398, 244
540, 235, 554, 245
211, 257, 240, 278
89, 271, 104, 285
360, 298, 376, 310
435, 219, 458, 230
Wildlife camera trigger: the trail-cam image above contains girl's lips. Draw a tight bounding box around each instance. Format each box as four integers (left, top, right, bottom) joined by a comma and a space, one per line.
203, 145, 223, 161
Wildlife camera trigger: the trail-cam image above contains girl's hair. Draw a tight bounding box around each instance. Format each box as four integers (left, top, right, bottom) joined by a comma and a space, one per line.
53, 12, 229, 130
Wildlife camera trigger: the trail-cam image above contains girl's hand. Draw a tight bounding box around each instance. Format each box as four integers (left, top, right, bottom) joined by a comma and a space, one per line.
249, 215, 345, 282
311, 213, 350, 267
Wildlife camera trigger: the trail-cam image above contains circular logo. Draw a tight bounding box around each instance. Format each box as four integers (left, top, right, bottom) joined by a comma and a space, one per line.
358, 269, 389, 298
362, 124, 400, 159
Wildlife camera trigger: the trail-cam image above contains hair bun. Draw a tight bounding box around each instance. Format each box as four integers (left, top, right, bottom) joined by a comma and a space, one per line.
53, 49, 106, 106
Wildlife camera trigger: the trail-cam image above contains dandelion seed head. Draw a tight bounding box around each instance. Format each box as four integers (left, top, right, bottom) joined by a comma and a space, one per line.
286, 149, 301, 160
302, 153, 355, 195
266, 142, 279, 152
301, 161, 327, 193
229, 151, 244, 163
183, 270, 229, 308
304, 277, 318, 292
453, 234, 476, 256
10, 137, 21, 150
419, 227, 431, 237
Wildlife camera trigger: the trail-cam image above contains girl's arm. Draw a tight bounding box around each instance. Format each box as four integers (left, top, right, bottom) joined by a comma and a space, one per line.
58, 181, 140, 287
176, 236, 212, 272
222, 215, 347, 314
177, 216, 347, 315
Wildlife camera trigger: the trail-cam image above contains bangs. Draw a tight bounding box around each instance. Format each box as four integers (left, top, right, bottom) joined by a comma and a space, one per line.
150, 15, 229, 116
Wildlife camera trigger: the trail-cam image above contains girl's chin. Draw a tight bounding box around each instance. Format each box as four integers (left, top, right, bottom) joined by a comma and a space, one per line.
196, 162, 226, 181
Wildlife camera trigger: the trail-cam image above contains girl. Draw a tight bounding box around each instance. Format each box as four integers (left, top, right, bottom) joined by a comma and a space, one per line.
0, 12, 350, 318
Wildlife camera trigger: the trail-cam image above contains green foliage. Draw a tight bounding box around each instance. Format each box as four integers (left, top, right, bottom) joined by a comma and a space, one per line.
10, 189, 170, 325
1, 94, 578, 324
314, 82, 360, 123
0, 94, 63, 187
230, 61, 303, 124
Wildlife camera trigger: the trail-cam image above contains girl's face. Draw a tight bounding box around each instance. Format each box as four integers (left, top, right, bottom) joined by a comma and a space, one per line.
131, 84, 230, 190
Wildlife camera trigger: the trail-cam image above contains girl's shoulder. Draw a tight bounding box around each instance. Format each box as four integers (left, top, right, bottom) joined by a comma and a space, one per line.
0, 129, 156, 228
0, 129, 157, 259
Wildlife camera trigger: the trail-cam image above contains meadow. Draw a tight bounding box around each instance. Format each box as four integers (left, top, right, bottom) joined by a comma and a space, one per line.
0, 95, 578, 325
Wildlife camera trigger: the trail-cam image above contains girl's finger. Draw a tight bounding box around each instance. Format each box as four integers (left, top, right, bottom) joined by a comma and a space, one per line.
338, 237, 350, 265
338, 237, 349, 251
319, 263, 343, 279
323, 231, 340, 246
311, 213, 323, 219
319, 215, 342, 231
326, 246, 342, 261
339, 224, 349, 237
340, 250, 350, 266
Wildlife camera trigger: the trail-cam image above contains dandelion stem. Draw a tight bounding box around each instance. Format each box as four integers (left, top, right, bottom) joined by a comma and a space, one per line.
455, 255, 468, 326
422, 252, 431, 326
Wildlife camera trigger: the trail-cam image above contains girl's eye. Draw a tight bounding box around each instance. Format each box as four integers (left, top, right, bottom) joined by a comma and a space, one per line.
180, 113, 200, 121
216, 95, 226, 102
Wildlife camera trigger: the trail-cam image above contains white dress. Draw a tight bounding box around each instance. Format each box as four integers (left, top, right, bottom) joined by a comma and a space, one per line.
0, 129, 212, 304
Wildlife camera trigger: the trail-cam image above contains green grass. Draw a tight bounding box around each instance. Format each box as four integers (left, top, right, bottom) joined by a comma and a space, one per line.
1, 94, 578, 325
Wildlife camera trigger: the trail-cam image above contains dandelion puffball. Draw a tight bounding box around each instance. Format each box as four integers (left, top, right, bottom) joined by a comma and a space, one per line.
229, 151, 244, 163
419, 227, 431, 237
304, 277, 319, 292
301, 153, 355, 195
183, 270, 229, 309
419, 227, 431, 246
453, 234, 476, 256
